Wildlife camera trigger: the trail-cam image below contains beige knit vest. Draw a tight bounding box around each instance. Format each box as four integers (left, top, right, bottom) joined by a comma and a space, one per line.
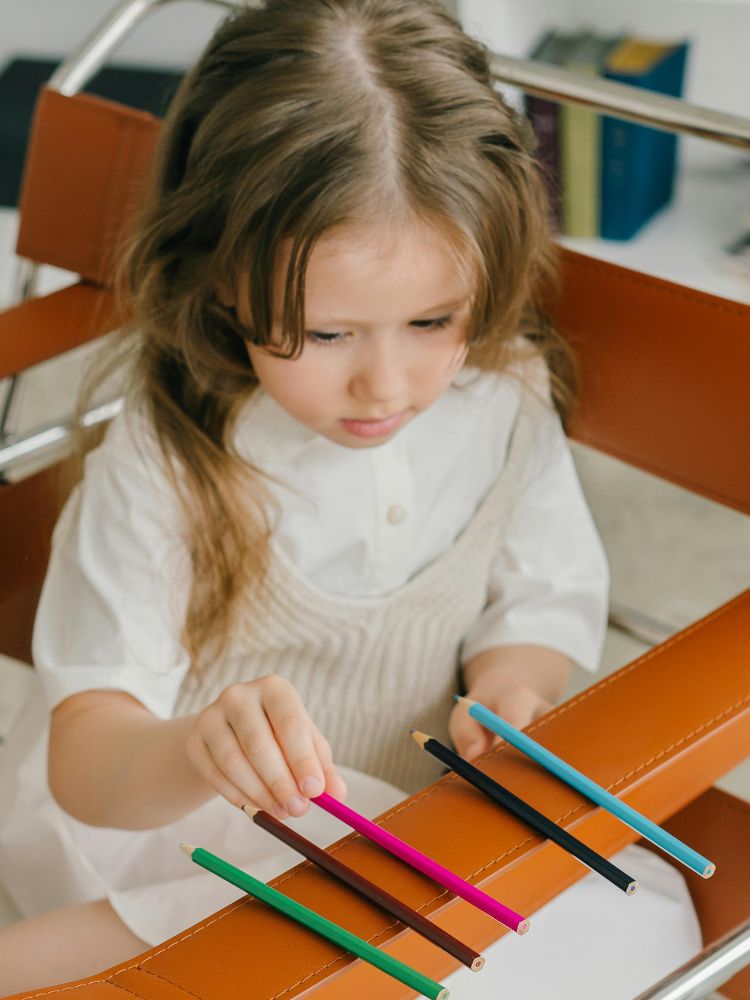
175, 392, 539, 792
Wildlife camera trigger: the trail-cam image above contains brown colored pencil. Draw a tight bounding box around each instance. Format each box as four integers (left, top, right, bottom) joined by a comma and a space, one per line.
243, 805, 484, 971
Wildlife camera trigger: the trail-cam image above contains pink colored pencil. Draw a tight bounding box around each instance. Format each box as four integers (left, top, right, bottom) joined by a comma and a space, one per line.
312, 792, 529, 935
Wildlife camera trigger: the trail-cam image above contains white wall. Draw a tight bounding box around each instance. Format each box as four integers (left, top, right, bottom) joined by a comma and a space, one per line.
459, 0, 750, 167
0, 0, 459, 73
0, 1, 230, 72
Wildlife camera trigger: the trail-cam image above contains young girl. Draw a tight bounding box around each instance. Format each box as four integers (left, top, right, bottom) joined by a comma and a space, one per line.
0, 1, 700, 995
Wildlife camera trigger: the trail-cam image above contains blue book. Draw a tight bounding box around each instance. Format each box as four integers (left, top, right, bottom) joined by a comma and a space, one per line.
601, 39, 689, 240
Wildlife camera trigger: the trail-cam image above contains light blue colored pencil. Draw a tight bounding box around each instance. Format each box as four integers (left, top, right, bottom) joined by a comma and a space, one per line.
456, 696, 716, 879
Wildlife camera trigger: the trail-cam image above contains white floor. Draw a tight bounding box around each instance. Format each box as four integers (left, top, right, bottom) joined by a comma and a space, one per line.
0, 208, 748, 1000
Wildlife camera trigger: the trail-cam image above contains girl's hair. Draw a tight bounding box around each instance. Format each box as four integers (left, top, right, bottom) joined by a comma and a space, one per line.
100, 0, 574, 669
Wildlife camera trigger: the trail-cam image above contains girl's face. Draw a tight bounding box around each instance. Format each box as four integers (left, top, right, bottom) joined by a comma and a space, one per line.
245, 220, 472, 449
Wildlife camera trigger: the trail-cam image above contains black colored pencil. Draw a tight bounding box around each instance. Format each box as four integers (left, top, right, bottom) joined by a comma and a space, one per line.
411, 731, 638, 896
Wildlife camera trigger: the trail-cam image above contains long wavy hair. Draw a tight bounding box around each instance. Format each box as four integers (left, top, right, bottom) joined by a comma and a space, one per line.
92, 0, 574, 670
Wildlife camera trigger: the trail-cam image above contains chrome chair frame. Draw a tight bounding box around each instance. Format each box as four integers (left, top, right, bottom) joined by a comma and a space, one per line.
2, 4, 749, 994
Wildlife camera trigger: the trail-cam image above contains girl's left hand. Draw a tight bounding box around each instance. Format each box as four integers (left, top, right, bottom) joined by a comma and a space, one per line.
449, 683, 552, 761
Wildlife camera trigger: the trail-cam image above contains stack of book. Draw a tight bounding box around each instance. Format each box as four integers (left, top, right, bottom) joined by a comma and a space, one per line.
525, 31, 689, 241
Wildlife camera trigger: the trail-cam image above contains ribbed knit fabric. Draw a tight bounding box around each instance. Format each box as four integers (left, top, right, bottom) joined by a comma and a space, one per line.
175, 394, 539, 792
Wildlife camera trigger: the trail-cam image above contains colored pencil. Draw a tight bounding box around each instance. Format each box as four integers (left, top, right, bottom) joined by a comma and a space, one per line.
311, 791, 529, 934
180, 843, 450, 1000
456, 696, 716, 879
411, 731, 638, 895
243, 806, 485, 971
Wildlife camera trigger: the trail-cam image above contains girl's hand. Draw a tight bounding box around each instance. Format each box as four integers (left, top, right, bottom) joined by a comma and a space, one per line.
185, 674, 347, 819
451, 645, 572, 760
449, 681, 553, 761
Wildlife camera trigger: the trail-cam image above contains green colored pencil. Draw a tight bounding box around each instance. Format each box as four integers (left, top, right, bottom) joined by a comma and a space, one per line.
180, 844, 450, 1000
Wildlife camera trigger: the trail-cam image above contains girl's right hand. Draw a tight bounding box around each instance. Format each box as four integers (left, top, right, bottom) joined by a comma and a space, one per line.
185, 674, 347, 819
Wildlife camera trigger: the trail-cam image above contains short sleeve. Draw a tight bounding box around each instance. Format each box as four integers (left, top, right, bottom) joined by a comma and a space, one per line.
461, 390, 610, 673
32, 405, 192, 719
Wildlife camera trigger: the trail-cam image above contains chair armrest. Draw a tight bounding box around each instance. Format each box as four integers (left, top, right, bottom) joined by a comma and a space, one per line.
0, 282, 119, 379
8, 588, 749, 999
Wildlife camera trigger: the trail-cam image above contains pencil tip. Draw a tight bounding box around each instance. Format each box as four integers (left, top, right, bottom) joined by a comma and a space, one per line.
179, 843, 195, 857
410, 730, 429, 747
455, 695, 475, 707
241, 804, 259, 818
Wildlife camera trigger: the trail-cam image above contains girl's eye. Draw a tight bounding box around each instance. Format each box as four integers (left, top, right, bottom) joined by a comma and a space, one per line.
306, 330, 346, 345
410, 314, 453, 331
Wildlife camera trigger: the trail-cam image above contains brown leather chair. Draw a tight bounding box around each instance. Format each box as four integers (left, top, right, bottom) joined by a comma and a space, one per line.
1, 27, 749, 1000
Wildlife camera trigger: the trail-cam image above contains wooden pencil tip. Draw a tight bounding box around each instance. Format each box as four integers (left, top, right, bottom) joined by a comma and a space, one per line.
454, 695, 475, 707
517, 918, 531, 935
703, 863, 716, 879
179, 843, 196, 857
410, 730, 429, 748
437, 989, 451, 1000
471, 956, 485, 972
627, 881, 639, 895
241, 804, 259, 818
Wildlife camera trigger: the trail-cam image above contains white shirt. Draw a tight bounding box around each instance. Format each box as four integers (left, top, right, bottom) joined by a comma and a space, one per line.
33, 364, 609, 718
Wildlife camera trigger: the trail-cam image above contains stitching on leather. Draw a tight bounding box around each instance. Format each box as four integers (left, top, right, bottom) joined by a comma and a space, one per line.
120, 967, 203, 1000
22, 592, 748, 997
106, 978, 151, 1000
565, 254, 749, 319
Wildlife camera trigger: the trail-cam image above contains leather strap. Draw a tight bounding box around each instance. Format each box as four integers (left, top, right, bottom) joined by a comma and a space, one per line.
8, 589, 748, 999
550, 250, 750, 515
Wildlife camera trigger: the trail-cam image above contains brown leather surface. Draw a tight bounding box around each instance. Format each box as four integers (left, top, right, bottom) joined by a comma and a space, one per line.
0, 463, 70, 662
15, 88, 160, 286
0, 282, 119, 380
648, 788, 750, 999
549, 250, 750, 516
7, 589, 748, 1000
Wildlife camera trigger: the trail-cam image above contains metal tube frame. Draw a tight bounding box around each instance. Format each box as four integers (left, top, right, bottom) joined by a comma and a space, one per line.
634, 919, 750, 1000
5, 0, 750, 470
4, 8, 750, 989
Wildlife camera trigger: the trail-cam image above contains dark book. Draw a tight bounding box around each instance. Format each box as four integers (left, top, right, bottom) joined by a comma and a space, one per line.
0, 57, 184, 207
525, 31, 581, 232
600, 39, 689, 240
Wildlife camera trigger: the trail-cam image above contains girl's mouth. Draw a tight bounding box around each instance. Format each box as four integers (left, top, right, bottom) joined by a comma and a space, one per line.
339, 410, 409, 438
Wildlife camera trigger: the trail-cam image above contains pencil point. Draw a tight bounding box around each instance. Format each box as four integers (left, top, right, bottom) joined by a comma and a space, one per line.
627, 881, 639, 895
471, 956, 485, 972
517, 918, 530, 935
455, 695, 475, 707
241, 804, 259, 818
410, 730, 429, 748
703, 863, 716, 879
179, 843, 196, 857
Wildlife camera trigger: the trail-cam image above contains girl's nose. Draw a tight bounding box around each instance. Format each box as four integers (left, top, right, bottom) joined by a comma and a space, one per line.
349, 336, 405, 406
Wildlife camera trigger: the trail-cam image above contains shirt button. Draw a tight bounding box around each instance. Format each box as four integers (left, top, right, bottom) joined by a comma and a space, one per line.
386, 503, 407, 525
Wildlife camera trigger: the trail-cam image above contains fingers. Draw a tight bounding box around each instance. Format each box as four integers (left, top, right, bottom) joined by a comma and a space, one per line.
190, 676, 344, 820
312, 727, 347, 800
257, 678, 328, 807
189, 704, 287, 818
449, 704, 494, 760
451, 685, 553, 759
493, 686, 551, 730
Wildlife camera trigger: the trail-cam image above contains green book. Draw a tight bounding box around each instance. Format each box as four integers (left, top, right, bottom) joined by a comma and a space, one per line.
561, 32, 621, 237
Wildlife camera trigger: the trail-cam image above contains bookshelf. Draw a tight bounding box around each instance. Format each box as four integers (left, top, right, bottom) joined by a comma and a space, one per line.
559, 152, 750, 303
459, 0, 750, 302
